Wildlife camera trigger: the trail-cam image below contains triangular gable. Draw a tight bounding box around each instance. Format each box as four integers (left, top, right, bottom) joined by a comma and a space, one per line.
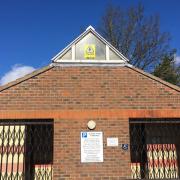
52, 25, 129, 64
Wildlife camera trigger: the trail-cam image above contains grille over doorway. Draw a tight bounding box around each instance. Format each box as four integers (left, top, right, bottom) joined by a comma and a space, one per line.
130, 119, 180, 179
0, 120, 53, 180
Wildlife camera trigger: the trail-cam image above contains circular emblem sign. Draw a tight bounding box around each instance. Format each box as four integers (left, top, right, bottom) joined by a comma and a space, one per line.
84, 44, 96, 59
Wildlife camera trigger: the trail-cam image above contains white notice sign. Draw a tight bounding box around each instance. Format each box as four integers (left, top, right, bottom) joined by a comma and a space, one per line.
81, 132, 103, 163
107, 137, 119, 146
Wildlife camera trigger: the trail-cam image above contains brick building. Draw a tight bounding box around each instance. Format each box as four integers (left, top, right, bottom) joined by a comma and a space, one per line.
0, 26, 180, 180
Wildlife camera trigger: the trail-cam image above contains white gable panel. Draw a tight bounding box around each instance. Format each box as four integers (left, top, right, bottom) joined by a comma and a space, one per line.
109, 48, 122, 60
52, 25, 129, 64
57, 48, 72, 60
75, 32, 106, 60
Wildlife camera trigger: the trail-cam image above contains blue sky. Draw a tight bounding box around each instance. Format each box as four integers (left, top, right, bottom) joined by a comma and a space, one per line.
0, 0, 180, 84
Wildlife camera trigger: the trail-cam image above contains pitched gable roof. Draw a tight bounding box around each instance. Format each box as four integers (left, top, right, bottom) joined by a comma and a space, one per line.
51, 25, 129, 64
127, 65, 180, 92
0, 25, 179, 93
0, 65, 53, 92
0, 64, 179, 93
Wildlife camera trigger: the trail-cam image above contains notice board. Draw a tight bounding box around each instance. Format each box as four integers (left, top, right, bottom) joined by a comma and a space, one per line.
81, 132, 103, 163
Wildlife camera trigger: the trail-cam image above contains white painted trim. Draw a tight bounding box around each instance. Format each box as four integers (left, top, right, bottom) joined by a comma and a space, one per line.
51, 62, 129, 67
86, 25, 95, 31
52, 28, 91, 61
106, 45, 109, 61
90, 30, 129, 62
72, 44, 75, 60
51, 25, 129, 63
54, 59, 126, 63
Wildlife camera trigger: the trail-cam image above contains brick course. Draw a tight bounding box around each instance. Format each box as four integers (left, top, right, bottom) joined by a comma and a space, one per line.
0, 65, 180, 179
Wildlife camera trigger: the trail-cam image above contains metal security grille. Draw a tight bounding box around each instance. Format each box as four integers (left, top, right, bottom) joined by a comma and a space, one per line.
0, 120, 53, 180
130, 119, 180, 179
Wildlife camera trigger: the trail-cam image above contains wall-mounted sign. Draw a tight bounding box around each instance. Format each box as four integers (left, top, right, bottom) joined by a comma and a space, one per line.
107, 137, 118, 147
84, 44, 96, 59
122, 144, 128, 150
81, 131, 103, 163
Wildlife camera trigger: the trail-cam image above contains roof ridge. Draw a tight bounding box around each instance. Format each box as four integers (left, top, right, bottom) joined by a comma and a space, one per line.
126, 65, 180, 92
0, 65, 53, 92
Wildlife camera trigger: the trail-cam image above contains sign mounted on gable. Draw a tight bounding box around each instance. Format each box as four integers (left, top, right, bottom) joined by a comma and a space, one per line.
84, 44, 96, 59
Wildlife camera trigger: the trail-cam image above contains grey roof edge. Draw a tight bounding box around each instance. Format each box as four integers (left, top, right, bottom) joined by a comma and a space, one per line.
0, 65, 53, 92
126, 64, 180, 92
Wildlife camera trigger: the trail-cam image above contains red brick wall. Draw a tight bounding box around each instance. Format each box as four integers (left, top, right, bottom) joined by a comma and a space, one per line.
0, 66, 179, 110
54, 117, 130, 180
0, 66, 180, 179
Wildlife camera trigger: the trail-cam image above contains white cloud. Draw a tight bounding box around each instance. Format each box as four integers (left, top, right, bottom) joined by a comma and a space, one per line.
175, 56, 180, 65
0, 64, 36, 85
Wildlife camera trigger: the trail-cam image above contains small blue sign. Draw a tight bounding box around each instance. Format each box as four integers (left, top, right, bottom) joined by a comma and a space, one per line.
122, 144, 128, 150
82, 132, 87, 138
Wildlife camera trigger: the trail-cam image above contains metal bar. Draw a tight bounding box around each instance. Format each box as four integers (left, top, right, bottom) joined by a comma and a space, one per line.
0, 121, 53, 125
50, 164, 53, 180
5, 125, 10, 179
130, 119, 180, 124
157, 147, 160, 179
16, 125, 21, 180
22, 126, 26, 180
162, 146, 166, 179
10, 125, 16, 180
140, 125, 145, 179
